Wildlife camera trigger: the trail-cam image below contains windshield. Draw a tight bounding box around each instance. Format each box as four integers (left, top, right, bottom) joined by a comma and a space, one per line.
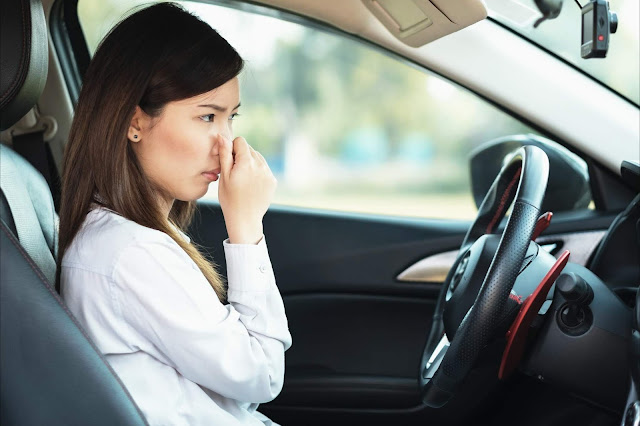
485, 0, 639, 105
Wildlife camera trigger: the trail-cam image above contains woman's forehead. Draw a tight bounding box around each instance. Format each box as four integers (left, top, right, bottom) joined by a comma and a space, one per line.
177, 78, 240, 107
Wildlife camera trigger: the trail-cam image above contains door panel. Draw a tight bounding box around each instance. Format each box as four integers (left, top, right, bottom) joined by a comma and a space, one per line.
191, 203, 469, 297
189, 202, 467, 415
277, 294, 430, 409
189, 201, 618, 424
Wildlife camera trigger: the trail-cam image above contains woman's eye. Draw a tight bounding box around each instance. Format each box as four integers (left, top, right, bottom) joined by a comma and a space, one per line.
200, 114, 215, 122
229, 113, 240, 121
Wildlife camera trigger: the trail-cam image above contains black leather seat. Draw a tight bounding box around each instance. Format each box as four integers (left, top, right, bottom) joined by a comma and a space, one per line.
0, 0, 147, 424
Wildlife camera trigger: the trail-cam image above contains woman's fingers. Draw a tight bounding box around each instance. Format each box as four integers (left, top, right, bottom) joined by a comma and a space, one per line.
253, 150, 268, 168
246, 144, 268, 168
216, 136, 275, 244
220, 134, 268, 180
220, 136, 257, 180
248, 145, 262, 165
217, 134, 234, 180
231, 136, 252, 164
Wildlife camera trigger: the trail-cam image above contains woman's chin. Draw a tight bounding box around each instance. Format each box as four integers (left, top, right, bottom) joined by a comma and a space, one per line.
174, 189, 208, 203
195, 185, 211, 200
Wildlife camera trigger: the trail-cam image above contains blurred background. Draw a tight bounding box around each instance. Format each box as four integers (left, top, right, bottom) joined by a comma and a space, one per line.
77, 0, 635, 219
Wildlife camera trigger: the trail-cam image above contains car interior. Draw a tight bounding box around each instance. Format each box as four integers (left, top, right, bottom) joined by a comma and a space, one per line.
1, 0, 639, 425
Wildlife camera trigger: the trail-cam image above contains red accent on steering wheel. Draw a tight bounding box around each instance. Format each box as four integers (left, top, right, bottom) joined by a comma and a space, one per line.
531, 212, 553, 241
498, 250, 571, 380
486, 167, 522, 234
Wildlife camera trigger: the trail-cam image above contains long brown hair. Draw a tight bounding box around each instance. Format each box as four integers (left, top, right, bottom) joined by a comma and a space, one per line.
56, 2, 244, 302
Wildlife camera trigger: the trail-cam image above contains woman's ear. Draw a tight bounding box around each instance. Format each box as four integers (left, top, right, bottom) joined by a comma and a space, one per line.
128, 106, 149, 142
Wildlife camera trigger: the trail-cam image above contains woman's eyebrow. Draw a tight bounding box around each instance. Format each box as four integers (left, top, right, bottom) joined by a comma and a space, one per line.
197, 102, 241, 112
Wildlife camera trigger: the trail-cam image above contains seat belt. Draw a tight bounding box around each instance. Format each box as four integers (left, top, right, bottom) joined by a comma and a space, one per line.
12, 130, 61, 212
0, 143, 58, 285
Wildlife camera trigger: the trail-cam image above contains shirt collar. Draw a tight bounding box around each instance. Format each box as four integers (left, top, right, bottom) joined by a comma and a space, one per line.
90, 193, 190, 242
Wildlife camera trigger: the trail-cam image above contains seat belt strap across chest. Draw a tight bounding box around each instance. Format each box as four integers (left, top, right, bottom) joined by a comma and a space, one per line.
0, 143, 58, 284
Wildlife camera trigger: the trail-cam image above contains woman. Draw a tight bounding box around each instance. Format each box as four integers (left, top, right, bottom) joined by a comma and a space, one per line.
56, 3, 291, 425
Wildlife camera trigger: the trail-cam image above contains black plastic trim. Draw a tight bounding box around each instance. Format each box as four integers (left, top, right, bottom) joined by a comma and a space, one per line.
49, 0, 87, 104
588, 159, 637, 211
273, 375, 420, 409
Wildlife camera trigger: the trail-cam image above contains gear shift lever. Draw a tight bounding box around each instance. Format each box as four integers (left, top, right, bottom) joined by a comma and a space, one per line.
556, 272, 594, 335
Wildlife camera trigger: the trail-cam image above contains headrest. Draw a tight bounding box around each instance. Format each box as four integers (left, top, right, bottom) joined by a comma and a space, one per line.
0, 0, 49, 131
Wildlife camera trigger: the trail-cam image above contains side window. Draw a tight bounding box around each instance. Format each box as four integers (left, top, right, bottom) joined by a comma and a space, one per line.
77, 1, 591, 220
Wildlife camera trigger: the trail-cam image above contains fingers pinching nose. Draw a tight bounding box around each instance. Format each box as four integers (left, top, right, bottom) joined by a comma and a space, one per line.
218, 134, 235, 178
218, 134, 232, 154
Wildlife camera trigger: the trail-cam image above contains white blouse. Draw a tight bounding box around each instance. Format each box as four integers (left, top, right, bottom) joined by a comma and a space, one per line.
61, 205, 292, 425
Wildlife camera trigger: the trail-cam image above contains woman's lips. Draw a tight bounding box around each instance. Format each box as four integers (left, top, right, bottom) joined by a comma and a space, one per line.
202, 168, 220, 182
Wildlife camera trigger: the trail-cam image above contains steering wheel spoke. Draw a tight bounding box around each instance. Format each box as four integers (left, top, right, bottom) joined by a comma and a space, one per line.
423, 332, 450, 380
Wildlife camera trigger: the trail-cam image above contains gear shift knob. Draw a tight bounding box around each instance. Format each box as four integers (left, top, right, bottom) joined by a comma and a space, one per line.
556, 272, 593, 305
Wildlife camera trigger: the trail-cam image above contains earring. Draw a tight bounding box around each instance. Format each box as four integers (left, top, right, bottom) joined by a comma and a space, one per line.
133, 135, 138, 139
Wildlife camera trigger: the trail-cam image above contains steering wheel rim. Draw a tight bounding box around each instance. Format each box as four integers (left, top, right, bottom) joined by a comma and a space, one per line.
420, 145, 549, 407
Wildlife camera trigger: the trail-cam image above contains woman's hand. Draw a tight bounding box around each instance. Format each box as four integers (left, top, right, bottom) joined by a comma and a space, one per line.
217, 134, 276, 244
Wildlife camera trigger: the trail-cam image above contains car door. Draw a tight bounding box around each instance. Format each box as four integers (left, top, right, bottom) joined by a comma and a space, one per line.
58, 1, 629, 425
188, 199, 623, 426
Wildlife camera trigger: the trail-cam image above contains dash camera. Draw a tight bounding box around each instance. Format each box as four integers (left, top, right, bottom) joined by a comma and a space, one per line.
581, 0, 618, 59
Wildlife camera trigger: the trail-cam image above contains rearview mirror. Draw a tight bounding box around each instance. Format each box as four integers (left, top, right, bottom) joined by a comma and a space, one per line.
469, 134, 591, 213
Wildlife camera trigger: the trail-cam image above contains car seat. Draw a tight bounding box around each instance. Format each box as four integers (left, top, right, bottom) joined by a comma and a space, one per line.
0, 0, 147, 424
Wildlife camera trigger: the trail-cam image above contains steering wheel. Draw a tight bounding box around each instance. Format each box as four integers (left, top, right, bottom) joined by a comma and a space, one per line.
420, 145, 549, 407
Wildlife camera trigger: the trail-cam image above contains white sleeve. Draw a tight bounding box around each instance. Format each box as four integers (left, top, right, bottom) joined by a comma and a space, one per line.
111, 233, 292, 404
